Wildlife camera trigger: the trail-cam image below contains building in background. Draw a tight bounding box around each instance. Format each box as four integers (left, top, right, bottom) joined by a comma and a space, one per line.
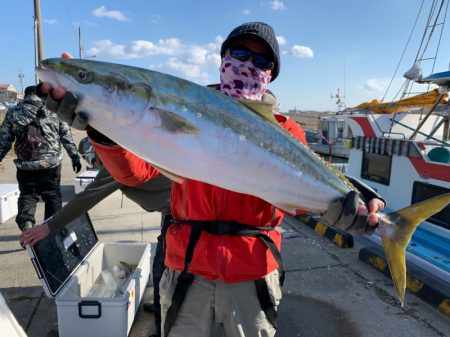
0, 84, 19, 104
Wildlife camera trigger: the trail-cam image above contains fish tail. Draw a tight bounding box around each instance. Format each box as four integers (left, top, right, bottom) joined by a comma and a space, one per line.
379, 193, 450, 306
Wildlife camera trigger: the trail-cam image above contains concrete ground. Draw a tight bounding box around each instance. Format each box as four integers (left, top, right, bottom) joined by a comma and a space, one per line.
0, 129, 449, 337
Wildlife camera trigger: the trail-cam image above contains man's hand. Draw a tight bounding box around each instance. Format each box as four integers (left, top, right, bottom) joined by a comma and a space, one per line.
321, 191, 385, 235
36, 83, 90, 130
19, 223, 51, 247
36, 69, 116, 146
72, 158, 82, 173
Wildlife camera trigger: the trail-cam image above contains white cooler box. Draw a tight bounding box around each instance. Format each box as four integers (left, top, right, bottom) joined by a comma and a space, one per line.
27, 213, 150, 337
74, 169, 99, 194
0, 184, 19, 223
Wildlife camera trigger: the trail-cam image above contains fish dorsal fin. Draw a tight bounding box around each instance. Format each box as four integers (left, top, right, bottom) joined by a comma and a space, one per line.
238, 99, 279, 125
151, 163, 184, 184
379, 192, 450, 306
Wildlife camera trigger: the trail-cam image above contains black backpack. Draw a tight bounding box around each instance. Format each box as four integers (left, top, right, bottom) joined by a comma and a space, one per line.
15, 107, 46, 161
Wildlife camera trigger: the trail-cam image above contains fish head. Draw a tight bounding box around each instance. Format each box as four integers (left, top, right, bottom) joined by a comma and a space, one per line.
36, 58, 152, 130
37, 58, 99, 93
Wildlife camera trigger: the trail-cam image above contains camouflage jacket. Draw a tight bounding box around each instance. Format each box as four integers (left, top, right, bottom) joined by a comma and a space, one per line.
0, 95, 80, 170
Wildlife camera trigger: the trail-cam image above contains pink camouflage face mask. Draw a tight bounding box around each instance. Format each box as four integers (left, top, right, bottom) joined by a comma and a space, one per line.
219, 56, 272, 100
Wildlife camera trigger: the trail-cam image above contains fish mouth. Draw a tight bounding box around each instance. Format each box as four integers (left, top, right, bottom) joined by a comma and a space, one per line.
35, 59, 62, 88
35, 59, 77, 92
35, 66, 57, 86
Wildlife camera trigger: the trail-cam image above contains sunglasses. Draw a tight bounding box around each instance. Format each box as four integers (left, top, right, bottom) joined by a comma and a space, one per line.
228, 48, 275, 71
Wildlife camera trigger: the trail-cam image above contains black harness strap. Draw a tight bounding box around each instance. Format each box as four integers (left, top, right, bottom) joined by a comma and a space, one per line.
163, 220, 283, 336
163, 224, 202, 337
255, 278, 278, 329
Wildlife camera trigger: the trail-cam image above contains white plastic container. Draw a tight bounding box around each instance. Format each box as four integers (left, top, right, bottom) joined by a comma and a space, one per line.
74, 170, 99, 194
27, 213, 150, 337
0, 184, 19, 223
0, 291, 27, 337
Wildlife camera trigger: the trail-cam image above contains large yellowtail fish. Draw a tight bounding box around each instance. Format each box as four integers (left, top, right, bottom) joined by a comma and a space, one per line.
36, 58, 450, 305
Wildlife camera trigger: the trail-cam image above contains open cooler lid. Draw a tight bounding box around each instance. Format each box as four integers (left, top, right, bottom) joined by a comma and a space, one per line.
28, 213, 98, 297
0, 184, 19, 197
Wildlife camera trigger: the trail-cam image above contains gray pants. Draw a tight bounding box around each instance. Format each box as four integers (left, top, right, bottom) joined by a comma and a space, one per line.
160, 269, 282, 337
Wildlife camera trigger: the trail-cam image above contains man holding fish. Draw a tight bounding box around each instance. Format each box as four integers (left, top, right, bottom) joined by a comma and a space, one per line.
32, 22, 386, 337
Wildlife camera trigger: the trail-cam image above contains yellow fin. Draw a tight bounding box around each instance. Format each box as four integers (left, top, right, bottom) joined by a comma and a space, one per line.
379, 193, 450, 305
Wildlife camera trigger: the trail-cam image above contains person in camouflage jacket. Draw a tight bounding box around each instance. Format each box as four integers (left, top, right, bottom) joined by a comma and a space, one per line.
0, 85, 81, 231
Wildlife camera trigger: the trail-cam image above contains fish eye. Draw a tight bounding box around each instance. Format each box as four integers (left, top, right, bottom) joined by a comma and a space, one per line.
77, 70, 94, 83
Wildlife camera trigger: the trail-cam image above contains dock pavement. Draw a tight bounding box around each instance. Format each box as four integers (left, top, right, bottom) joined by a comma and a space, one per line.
0, 130, 449, 337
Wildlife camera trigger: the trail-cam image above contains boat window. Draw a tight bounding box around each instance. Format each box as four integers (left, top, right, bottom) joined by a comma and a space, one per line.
337, 121, 345, 139
412, 182, 450, 229
361, 152, 391, 185
320, 121, 329, 145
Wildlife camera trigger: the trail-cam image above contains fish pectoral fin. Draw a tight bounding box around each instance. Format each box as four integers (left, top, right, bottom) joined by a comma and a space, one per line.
152, 163, 184, 184
379, 192, 450, 306
152, 108, 200, 134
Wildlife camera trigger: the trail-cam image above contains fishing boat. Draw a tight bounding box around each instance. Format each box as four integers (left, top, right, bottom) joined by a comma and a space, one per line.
333, 0, 450, 290
343, 76, 449, 278
308, 115, 351, 160
307, 88, 351, 160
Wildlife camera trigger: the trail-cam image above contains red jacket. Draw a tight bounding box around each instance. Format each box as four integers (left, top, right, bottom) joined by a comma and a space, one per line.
93, 114, 307, 283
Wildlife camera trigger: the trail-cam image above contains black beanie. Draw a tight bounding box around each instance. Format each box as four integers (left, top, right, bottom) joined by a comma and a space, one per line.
221, 22, 280, 81
24, 85, 37, 97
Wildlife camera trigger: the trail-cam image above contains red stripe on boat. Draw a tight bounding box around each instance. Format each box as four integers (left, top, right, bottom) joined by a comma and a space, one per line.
350, 117, 377, 137
409, 157, 450, 182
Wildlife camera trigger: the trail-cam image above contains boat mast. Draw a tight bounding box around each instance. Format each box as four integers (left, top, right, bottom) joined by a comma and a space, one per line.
402, 0, 447, 99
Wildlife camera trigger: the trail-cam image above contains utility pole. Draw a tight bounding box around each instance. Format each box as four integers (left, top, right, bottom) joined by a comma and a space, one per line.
33, 0, 44, 83
79, 26, 83, 59
18, 69, 25, 97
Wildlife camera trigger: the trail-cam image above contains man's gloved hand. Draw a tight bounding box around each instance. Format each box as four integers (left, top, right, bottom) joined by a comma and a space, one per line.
321, 176, 385, 235
321, 191, 373, 235
72, 158, 82, 173
36, 83, 116, 146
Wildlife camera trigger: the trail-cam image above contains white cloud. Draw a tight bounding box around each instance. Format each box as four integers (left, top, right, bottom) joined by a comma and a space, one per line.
361, 78, 389, 96
92, 6, 129, 22
358, 77, 439, 102
268, 0, 286, 10
153, 58, 212, 84
88, 40, 127, 58
241, 9, 251, 15
43, 19, 58, 25
87, 38, 221, 83
290, 45, 314, 58
208, 36, 225, 52
130, 38, 183, 56
87, 38, 184, 58
277, 36, 286, 46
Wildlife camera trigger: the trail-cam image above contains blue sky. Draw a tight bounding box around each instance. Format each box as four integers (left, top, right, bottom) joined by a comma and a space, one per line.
1, 0, 449, 111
